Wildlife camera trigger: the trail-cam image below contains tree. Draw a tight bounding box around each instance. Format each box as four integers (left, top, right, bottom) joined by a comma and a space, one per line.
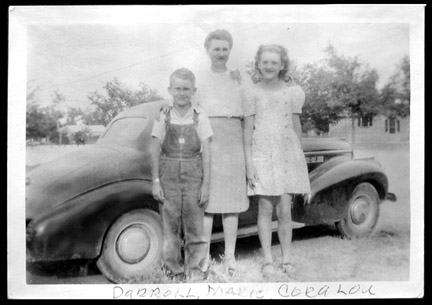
26, 85, 55, 142
26, 102, 59, 143
87, 79, 162, 126
66, 107, 86, 125
26, 102, 46, 140
379, 56, 410, 118
323, 45, 380, 142
297, 61, 343, 134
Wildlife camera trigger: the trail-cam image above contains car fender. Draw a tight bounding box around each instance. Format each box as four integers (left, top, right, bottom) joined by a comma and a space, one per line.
309, 156, 388, 200
26, 179, 158, 262
292, 156, 388, 226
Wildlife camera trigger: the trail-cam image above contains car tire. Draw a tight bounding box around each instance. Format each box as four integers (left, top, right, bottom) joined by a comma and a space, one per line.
336, 182, 380, 239
97, 209, 163, 283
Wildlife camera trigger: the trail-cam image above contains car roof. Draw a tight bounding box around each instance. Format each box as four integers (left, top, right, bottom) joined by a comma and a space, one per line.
113, 100, 166, 120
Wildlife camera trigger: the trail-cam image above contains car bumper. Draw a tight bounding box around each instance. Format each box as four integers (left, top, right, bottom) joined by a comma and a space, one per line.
385, 192, 397, 202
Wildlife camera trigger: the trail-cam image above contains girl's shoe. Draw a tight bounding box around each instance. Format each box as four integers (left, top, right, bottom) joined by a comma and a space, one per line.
281, 262, 296, 275
223, 254, 237, 276
262, 262, 275, 278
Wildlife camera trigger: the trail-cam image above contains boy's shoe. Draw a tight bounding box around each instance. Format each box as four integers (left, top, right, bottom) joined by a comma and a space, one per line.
201, 254, 212, 273
188, 269, 205, 283
168, 272, 186, 283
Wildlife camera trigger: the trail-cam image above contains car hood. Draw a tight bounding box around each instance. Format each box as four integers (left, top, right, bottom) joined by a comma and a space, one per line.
302, 137, 352, 153
26, 146, 150, 220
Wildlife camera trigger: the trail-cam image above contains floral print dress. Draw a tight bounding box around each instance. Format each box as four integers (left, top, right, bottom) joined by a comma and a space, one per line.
245, 84, 311, 196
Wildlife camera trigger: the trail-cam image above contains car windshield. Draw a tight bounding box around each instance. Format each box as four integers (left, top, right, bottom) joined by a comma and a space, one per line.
102, 117, 149, 141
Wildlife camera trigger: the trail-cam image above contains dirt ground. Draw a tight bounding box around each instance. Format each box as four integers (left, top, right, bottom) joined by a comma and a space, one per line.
25, 142, 411, 284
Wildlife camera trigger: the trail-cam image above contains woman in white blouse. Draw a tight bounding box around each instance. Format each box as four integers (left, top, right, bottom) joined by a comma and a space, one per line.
194, 29, 250, 275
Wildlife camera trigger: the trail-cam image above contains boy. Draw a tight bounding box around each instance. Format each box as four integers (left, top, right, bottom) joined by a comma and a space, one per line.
151, 68, 213, 282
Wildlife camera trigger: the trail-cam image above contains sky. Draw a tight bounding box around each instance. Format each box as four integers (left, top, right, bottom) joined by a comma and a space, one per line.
18, 5, 414, 112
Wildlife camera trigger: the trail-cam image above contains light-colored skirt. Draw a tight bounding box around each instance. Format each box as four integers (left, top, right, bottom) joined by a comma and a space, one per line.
205, 117, 249, 214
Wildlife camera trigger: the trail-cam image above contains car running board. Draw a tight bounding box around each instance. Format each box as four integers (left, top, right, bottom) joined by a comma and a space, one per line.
211, 221, 305, 243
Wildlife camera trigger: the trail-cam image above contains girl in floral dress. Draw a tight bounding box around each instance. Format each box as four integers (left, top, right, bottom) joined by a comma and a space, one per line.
243, 45, 311, 278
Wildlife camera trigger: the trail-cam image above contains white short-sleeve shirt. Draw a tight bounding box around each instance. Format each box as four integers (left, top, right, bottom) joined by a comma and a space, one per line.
151, 104, 213, 142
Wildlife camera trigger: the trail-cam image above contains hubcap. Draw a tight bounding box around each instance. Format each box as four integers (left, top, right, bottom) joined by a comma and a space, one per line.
350, 196, 370, 225
116, 224, 151, 264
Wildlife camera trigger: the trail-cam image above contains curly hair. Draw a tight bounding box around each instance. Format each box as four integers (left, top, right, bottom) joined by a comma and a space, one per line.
204, 29, 233, 50
170, 68, 196, 86
254, 44, 290, 80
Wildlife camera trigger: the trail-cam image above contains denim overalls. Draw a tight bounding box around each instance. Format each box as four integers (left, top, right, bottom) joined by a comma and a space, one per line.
159, 108, 206, 276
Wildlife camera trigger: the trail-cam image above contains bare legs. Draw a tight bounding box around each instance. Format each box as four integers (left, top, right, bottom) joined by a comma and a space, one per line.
203, 212, 238, 272
276, 194, 293, 265
222, 213, 238, 259
258, 194, 293, 267
257, 196, 274, 264
202, 213, 214, 270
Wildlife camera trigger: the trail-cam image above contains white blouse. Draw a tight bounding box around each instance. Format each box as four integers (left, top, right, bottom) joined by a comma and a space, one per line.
193, 68, 251, 118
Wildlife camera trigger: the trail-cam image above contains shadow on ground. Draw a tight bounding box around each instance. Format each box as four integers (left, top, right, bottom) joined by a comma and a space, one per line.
210, 224, 340, 263
27, 259, 100, 280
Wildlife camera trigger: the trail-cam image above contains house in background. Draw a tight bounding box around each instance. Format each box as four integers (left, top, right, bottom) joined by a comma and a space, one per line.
328, 115, 410, 144
85, 125, 106, 143
58, 124, 105, 145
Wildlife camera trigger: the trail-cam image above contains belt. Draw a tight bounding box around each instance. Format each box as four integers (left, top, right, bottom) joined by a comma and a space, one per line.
161, 155, 201, 161
209, 116, 242, 120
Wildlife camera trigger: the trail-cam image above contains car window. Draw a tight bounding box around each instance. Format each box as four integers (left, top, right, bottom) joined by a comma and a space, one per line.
102, 117, 149, 140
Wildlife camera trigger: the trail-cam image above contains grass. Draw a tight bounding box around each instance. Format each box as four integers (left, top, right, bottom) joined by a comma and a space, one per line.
27, 227, 410, 284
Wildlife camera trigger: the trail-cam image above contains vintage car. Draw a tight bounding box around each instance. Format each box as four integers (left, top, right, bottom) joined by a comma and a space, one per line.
26, 100, 396, 283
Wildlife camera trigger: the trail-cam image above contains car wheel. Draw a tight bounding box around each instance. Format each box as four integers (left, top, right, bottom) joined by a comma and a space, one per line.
336, 182, 380, 239
97, 209, 163, 283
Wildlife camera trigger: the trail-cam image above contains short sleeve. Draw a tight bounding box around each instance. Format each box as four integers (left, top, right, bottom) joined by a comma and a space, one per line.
151, 112, 166, 140
197, 112, 213, 141
290, 85, 306, 114
242, 87, 256, 117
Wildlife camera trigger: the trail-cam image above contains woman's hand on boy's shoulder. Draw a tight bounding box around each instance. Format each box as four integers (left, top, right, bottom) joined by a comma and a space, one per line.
230, 69, 242, 85
159, 104, 171, 115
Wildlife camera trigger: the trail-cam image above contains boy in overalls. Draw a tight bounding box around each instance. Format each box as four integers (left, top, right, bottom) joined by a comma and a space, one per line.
151, 68, 213, 282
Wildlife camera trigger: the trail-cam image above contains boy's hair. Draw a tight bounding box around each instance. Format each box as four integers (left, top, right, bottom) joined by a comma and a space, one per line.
169, 68, 196, 86
254, 44, 290, 80
204, 29, 233, 50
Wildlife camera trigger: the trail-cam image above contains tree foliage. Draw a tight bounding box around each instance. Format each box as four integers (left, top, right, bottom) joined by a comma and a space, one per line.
26, 79, 163, 142
87, 78, 162, 126
297, 61, 342, 134
26, 86, 58, 142
324, 45, 380, 119
379, 56, 410, 118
